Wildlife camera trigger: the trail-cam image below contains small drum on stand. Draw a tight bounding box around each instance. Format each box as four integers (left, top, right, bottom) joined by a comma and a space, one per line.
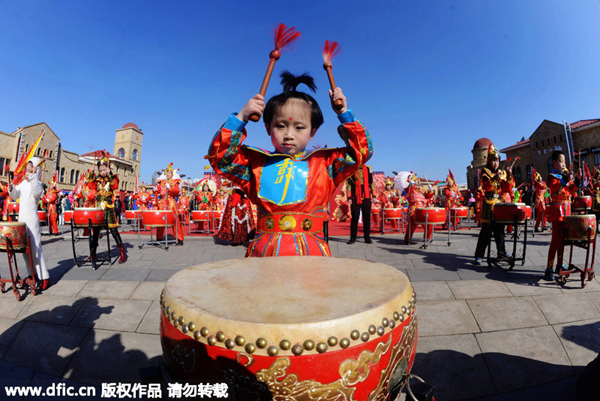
557, 214, 596, 287
70, 208, 110, 270
490, 203, 530, 269
371, 205, 382, 232
160, 257, 418, 400
125, 210, 143, 230
382, 208, 404, 234
37, 210, 47, 226
0, 222, 38, 301
449, 206, 469, 229
190, 210, 219, 235
64, 210, 73, 224
573, 196, 592, 214
7, 202, 19, 221
139, 210, 177, 249
414, 207, 448, 248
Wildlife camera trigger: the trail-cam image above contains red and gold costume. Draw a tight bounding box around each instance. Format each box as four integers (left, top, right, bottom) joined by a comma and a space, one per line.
83, 171, 97, 208
194, 185, 215, 211
209, 110, 372, 257
592, 168, 600, 213
532, 171, 548, 230
135, 184, 152, 211
1, 182, 9, 221
45, 177, 59, 234
156, 163, 184, 244
216, 186, 256, 245
379, 177, 400, 230
177, 191, 191, 225
444, 172, 463, 210
404, 173, 434, 244
546, 167, 578, 271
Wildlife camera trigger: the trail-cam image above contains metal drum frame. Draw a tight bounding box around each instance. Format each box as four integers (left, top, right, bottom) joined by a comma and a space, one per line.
487, 210, 528, 269
0, 228, 39, 301
556, 217, 596, 288
189, 210, 221, 235
138, 210, 178, 250
125, 210, 144, 232
410, 208, 450, 249
381, 208, 406, 234
70, 211, 111, 270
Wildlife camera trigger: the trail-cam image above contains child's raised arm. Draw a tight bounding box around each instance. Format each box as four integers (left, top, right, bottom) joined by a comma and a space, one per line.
329, 87, 347, 115
237, 94, 265, 123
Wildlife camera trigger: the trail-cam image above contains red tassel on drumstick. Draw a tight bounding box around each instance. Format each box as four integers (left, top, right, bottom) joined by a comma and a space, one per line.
249, 23, 301, 122
322, 40, 344, 110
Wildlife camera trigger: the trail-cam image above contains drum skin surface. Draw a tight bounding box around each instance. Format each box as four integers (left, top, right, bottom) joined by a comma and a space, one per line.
564, 214, 597, 241
160, 257, 418, 400
414, 207, 446, 224
72, 208, 105, 227
0, 222, 28, 250
493, 203, 529, 224
141, 210, 175, 227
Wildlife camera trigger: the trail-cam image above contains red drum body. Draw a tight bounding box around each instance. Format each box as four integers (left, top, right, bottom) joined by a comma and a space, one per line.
72, 208, 105, 227
160, 257, 418, 400
142, 210, 175, 227
7, 202, 19, 220
125, 210, 142, 220
383, 208, 404, 219
190, 210, 222, 227
37, 211, 47, 222
0, 222, 28, 250
493, 203, 529, 224
573, 196, 592, 211
64, 210, 73, 223
450, 207, 469, 218
564, 214, 597, 241
414, 207, 446, 225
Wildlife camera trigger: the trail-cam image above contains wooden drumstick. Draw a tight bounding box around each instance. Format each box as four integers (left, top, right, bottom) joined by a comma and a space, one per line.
249, 24, 301, 122
322, 40, 344, 110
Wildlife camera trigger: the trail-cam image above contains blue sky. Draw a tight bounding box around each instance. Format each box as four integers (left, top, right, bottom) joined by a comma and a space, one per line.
1, 1, 599, 184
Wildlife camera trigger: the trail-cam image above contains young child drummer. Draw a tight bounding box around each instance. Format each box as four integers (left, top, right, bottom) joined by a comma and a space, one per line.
208, 71, 372, 257
545, 150, 581, 280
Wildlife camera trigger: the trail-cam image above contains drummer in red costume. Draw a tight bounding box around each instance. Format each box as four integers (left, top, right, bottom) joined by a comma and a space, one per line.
208, 72, 372, 257
379, 177, 401, 230
532, 169, 548, 232
90, 153, 127, 264
474, 144, 511, 265
404, 173, 434, 244
545, 150, 581, 281
591, 167, 600, 217
45, 174, 59, 235
444, 170, 464, 228
0, 181, 9, 221
156, 163, 185, 246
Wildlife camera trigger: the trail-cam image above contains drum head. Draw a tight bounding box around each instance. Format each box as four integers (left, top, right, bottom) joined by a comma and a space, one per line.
162, 257, 414, 354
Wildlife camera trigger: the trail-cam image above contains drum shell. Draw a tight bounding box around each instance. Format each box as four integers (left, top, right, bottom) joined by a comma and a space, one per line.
414, 207, 446, 224
0, 222, 28, 250
492, 203, 528, 224
7, 202, 19, 214
573, 196, 592, 211
450, 207, 469, 218
383, 208, 404, 219
38, 211, 47, 221
124, 210, 142, 220
72, 208, 105, 227
159, 257, 418, 399
64, 210, 73, 223
142, 210, 175, 227
564, 214, 597, 241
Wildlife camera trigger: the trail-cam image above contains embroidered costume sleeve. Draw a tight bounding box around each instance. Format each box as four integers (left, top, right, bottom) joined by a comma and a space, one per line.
547, 170, 577, 222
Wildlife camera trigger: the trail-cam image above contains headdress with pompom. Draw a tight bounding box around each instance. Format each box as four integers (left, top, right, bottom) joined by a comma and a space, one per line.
487, 143, 500, 160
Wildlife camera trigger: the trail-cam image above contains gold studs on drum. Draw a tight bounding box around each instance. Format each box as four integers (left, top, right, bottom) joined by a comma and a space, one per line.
235, 336, 246, 346
327, 336, 338, 347
303, 340, 315, 351
245, 343, 256, 354
267, 346, 279, 357
316, 343, 328, 354
256, 338, 268, 349
279, 340, 291, 350
340, 338, 350, 349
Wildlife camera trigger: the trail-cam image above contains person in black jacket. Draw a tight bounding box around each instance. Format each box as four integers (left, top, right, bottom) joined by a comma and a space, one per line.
346, 164, 374, 244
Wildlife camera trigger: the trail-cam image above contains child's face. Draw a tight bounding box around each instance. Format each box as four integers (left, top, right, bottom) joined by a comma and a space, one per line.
489, 157, 499, 170
266, 99, 317, 156
99, 164, 109, 177
26, 162, 34, 174
553, 155, 566, 171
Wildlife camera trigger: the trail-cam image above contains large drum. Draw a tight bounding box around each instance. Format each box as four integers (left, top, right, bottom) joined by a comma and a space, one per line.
142, 210, 175, 228
382, 208, 404, 219
125, 210, 142, 221
573, 196, 592, 211
64, 210, 73, 223
450, 207, 469, 219
492, 203, 529, 224
414, 207, 446, 225
564, 214, 597, 242
160, 257, 418, 400
72, 208, 105, 227
7, 202, 19, 221
0, 222, 28, 250
37, 211, 47, 222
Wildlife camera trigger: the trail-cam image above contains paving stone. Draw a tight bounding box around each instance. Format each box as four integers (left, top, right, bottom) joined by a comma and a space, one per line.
77, 280, 140, 300
61, 267, 107, 281
0, 317, 24, 359
0, 290, 31, 319
71, 298, 152, 332
467, 297, 548, 332
65, 329, 162, 386
0, 360, 35, 387
99, 268, 150, 282
476, 326, 574, 392
534, 293, 600, 325
136, 300, 160, 335
405, 268, 461, 282
41, 279, 88, 298
417, 300, 480, 336
129, 281, 165, 301
448, 279, 512, 299
504, 278, 565, 297
145, 269, 178, 282
553, 318, 600, 371
411, 281, 454, 301
4, 321, 88, 377
16, 296, 87, 325
412, 334, 495, 401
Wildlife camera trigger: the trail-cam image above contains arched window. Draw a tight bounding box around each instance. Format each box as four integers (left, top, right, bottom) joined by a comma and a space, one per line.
118, 148, 125, 158
541, 139, 545, 147
516, 166, 522, 181
526, 165, 532, 180
132, 149, 138, 161
70, 169, 75, 184
553, 136, 557, 144
559, 134, 563, 142
60, 167, 65, 182
536, 141, 539, 149
25, 144, 29, 153
75, 170, 80, 183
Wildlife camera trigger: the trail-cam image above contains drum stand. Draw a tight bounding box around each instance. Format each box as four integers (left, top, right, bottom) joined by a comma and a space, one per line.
138, 213, 178, 250
556, 226, 596, 288
408, 214, 450, 249
487, 217, 528, 269
189, 211, 218, 235
70, 220, 111, 270
382, 209, 406, 234
0, 235, 39, 301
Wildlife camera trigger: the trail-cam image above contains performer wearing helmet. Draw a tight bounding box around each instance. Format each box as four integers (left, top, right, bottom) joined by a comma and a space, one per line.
156, 163, 184, 245
45, 174, 59, 235
532, 169, 548, 232
404, 173, 434, 244
89, 152, 127, 264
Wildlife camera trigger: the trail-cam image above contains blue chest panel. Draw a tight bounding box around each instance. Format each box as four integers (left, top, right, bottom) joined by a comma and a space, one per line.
258, 157, 309, 206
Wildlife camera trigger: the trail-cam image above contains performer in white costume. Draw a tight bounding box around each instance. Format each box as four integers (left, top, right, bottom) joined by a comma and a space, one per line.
8, 156, 50, 290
